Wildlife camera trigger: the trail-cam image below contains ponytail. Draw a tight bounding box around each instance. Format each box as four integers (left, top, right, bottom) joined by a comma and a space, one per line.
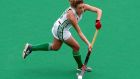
70, 0, 84, 8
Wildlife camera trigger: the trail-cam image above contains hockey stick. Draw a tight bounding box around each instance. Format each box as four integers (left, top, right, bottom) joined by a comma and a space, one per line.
77, 29, 99, 79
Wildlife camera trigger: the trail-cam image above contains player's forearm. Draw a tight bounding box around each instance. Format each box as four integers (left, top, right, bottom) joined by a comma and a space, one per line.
84, 4, 102, 20
79, 32, 90, 46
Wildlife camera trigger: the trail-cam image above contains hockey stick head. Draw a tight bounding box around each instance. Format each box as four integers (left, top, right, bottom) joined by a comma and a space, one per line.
77, 73, 83, 79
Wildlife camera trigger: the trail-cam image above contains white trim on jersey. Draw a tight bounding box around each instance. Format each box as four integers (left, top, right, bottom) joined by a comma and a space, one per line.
52, 7, 83, 41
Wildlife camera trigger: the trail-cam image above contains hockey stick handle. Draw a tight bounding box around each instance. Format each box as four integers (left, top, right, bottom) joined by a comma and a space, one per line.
84, 29, 99, 65
91, 29, 99, 48
77, 29, 99, 79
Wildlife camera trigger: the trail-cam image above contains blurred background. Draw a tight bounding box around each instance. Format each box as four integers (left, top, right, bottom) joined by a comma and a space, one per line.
0, 0, 140, 79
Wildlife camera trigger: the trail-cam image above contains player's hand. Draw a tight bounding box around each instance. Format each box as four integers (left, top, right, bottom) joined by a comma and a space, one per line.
88, 44, 92, 52
95, 20, 102, 29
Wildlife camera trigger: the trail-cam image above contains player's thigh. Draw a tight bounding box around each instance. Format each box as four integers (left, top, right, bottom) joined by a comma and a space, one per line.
51, 37, 63, 50
64, 36, 80, 51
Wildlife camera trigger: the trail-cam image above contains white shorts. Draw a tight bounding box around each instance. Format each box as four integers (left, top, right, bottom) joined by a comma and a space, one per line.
52, 21, 71, 41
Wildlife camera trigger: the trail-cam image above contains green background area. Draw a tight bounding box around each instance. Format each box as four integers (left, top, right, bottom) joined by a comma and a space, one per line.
0, 0, 140, 79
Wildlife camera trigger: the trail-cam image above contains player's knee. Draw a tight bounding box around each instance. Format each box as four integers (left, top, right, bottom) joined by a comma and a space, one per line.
53, 47, 60, 51
51, 45, 61, 51
53, 48, 59, 51
73, 45, 80, 52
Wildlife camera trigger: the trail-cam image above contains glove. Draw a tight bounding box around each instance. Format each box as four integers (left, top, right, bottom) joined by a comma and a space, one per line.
95, 20, 102, 29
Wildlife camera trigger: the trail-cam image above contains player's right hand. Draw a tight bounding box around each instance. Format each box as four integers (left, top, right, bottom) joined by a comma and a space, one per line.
95, 20, 102, 29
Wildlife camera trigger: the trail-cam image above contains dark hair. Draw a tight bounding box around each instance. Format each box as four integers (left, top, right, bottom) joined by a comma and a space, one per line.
72, 0, 84, 8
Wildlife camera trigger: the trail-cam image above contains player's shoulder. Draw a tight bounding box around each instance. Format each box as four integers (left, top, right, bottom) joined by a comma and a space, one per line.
66, 8, 77, 21
67, 9, 75, 18
84, 4, 94, 11
84, 3, 93, 7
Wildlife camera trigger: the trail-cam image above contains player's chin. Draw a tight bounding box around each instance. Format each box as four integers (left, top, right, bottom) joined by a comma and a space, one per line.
80, 12, 84, 14
81, 10, 84, 13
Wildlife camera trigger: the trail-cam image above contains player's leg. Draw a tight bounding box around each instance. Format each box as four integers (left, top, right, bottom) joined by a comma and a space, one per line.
22, 37, 63, 59
51, 37, 63, 51
31, 37, 63, 51
64, 36, 83, 69
64, 36, 92, 72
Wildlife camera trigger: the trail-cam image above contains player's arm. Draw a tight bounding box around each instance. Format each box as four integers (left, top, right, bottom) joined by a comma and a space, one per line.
67, 10, 91, 48
84, 4, 102, 29
84, 4, 102, 20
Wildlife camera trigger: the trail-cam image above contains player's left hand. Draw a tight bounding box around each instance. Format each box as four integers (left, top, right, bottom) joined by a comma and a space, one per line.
95, 20, 102, 29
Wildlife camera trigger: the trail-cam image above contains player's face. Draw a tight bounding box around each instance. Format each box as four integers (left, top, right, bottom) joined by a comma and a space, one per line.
69, 0, 76, 6
76, 3, 84, 14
